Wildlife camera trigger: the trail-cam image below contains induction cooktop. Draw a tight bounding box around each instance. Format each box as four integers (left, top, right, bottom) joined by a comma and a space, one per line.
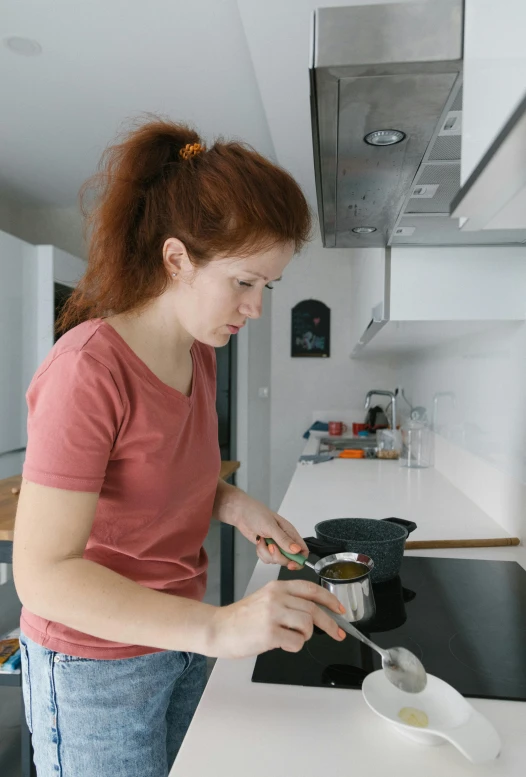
252, 557, 526, 702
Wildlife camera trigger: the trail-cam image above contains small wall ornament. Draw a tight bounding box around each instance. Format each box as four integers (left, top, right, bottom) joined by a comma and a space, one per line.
291, 299, 330, 358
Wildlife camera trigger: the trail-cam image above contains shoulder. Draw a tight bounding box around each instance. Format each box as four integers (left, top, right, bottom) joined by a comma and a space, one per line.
49, 319, 119, 374
29, 320, 124, 404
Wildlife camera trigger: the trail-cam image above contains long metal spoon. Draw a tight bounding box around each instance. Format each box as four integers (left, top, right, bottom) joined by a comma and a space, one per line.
318, 605, 427, 694
265, 539, 427, 694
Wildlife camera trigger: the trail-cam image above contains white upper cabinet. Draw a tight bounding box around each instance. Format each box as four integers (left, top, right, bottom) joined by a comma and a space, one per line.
451, 0, 526, 231
350, 246, 526, 357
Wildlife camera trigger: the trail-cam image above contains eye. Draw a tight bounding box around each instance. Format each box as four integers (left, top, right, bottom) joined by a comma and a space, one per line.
236, 279, 275, 290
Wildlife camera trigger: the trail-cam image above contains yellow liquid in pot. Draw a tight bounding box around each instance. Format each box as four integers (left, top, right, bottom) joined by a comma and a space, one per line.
320, 561, 368, 580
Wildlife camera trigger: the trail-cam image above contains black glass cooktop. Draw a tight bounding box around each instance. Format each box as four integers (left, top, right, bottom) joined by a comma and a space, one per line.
252, 557, 526, 702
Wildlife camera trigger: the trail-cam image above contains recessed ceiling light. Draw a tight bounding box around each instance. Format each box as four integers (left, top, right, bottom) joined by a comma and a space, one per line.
364, 129, 406, 146
352, 226, 377, 234
3, 36, 42, 57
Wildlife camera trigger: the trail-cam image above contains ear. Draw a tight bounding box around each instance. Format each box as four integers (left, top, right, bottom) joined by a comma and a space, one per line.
162, 237, 191, 277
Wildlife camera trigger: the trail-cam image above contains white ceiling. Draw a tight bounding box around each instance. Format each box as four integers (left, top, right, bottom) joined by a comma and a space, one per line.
0, 0, 274, 206
1, 0, 403, 209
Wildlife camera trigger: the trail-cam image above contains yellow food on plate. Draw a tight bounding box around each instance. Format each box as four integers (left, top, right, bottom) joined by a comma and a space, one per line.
398, 707, 429, 728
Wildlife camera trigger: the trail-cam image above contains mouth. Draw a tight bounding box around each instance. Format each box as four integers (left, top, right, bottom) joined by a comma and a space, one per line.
227, 323, 245, 335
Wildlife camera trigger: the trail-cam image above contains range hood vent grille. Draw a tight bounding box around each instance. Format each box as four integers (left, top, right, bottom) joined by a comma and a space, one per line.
428, 135, 461, 161
407, 166, 460, 214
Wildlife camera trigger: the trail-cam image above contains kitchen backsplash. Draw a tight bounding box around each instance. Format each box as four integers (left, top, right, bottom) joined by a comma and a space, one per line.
397, 321, 526, 539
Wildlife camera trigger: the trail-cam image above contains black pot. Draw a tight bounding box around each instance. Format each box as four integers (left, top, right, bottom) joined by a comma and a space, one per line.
304, 517, 417, 583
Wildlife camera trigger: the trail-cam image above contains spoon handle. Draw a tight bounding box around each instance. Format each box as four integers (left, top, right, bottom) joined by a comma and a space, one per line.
264, 538, 307, 566
319, 605, 390, 661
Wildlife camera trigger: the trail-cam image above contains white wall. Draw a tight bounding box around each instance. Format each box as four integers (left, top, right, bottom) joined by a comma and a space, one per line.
270, 236, 396, 510
396, 322, 526, 538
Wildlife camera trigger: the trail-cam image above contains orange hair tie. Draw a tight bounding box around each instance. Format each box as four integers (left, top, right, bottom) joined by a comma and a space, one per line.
179, 142, 205, 160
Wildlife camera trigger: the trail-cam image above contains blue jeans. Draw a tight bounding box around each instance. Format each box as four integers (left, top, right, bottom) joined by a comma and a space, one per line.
20, 633, 207, 777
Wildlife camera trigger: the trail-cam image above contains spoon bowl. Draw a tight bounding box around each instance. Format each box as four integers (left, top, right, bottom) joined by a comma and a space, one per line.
319, 605, 427, 694
383, 646, 428, 694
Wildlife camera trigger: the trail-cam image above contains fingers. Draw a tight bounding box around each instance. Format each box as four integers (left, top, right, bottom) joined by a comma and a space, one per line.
278, 607, 315, 642
282, 594, 346, 643
267, 543, 296, 568
247, 580, 347, 656
255, 537, 275, 564
277, 628, 307, 654
281, 579, 346, 616
256, 538, 303, 569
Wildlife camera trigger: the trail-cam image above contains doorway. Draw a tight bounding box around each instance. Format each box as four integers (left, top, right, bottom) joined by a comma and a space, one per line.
202, 337, 237, 612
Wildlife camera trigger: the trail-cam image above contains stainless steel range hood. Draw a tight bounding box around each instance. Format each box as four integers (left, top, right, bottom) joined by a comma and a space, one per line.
310, 0, 526, 248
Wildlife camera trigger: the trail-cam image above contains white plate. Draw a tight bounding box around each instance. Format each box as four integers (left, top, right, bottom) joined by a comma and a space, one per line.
362, 670, 501, 763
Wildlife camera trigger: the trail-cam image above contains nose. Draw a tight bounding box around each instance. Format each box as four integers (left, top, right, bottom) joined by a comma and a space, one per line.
239, 288, 263, 320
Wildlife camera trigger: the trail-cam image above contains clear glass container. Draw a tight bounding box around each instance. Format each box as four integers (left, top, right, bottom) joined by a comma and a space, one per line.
400, 420, 432, 468
376, 429, 402, 459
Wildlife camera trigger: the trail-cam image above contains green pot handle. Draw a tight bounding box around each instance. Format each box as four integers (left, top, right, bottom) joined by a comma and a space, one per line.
264, 538, 307, 566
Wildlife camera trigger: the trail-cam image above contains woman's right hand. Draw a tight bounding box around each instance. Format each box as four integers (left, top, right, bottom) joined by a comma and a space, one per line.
208, 580, 347, 659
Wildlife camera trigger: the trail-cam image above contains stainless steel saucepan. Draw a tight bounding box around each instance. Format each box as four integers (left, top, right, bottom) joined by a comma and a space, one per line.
265, 539, 375, 623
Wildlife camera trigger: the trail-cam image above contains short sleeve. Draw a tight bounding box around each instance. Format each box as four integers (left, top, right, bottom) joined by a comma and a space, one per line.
23, 351, 124, 492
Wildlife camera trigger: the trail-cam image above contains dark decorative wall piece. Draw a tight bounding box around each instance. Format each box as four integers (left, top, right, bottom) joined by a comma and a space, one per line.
291, 299, 330, 358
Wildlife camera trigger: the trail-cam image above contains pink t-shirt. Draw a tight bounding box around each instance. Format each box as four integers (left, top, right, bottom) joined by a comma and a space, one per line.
21, 319, 221, 659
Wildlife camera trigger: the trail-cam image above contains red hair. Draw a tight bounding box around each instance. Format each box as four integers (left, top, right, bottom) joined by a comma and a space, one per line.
57, 118, 311, 333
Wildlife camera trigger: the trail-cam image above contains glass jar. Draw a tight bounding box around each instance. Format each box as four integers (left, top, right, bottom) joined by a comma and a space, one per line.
400, 420, 432, 468
376, 429, 402, 459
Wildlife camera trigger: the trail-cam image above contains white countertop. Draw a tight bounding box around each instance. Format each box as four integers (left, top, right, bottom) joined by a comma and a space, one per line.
170, 440, 526, 777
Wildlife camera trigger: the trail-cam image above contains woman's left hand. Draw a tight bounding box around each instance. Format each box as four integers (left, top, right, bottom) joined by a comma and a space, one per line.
231, 492, 308, 571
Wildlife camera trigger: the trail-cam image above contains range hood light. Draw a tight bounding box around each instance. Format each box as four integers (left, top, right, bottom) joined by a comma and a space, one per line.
352, 226, 377, 234
364, 129, 406, 147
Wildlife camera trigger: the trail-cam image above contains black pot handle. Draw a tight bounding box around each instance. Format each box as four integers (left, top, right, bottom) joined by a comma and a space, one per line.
381, 517, 418, 535
402, 587, 417, 603
304, 536, 345, 558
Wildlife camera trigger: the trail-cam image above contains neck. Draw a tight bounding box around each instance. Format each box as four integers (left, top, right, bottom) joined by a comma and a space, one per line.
107, 297, 194, 365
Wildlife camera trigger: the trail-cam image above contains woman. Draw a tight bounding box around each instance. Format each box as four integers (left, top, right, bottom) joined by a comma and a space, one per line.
13, 119, 346, 777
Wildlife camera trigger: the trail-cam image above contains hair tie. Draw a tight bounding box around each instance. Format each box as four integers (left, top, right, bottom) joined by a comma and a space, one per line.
179, 143, 205, 160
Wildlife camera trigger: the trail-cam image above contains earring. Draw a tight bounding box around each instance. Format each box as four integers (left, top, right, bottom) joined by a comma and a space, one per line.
171, 272, 177, 277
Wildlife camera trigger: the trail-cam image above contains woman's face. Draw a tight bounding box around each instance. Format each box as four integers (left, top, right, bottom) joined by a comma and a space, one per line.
164, 239, 294, 347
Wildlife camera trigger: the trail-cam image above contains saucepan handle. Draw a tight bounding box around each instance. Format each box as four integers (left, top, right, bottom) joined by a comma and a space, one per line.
304, 536, 346, 558
382, 517, 417, 535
